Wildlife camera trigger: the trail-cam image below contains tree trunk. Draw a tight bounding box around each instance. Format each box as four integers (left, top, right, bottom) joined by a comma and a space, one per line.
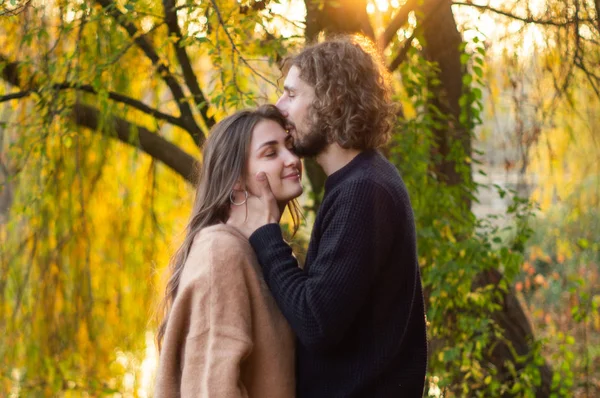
419, 1, 552, 394
420, 0, 471, 191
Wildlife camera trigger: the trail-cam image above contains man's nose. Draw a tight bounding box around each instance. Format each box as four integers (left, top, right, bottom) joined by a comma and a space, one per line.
275, 96, 288, 116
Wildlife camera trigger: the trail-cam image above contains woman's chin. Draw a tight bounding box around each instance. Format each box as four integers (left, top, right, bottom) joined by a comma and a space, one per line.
276, 190, 303, 205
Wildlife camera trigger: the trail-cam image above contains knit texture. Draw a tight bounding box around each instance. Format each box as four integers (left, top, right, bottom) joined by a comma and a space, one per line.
250, 150, 427, 397
155, 224, 295, 398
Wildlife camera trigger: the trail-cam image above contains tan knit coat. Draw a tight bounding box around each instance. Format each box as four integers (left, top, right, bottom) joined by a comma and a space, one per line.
155, 224, 295, 397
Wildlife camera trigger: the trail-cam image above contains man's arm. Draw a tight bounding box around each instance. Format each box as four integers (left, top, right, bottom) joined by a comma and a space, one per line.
250, 180, 396, 351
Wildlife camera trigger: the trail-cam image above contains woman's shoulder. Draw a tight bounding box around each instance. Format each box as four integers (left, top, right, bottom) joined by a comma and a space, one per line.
193, 223, 252, 254
183, 224, 256, 277
178, 224, 256, 287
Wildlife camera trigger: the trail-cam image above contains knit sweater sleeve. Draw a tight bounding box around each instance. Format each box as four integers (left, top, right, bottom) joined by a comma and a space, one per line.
250, 179, 395, 351
178, 238, 254, 398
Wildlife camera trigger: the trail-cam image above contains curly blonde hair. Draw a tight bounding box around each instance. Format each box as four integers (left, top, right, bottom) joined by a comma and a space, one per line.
283, 35, 395, 150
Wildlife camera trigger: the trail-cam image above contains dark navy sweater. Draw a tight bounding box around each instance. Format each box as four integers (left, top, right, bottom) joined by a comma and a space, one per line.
249, 150, 427, 397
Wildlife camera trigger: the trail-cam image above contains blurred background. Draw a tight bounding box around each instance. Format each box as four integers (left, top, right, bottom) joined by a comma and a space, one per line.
0, 0, 598, 396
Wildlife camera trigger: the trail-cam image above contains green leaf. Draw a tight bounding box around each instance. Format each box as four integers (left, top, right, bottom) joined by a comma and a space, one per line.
577, 238, 589, 249
460, 53, 470, 65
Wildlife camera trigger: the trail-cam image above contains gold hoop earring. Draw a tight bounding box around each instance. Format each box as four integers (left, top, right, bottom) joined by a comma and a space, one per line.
229, 190, 248, 206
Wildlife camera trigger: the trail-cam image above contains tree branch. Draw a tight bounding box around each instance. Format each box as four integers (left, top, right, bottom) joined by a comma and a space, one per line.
0, 82, 187, 128
94, 0, 205, 145
1, 55, 198, 184
60, 83, 186, 128
378, 0, 418, 50
0, 0, 31, 16
452, 1, 595, 27
162, 0, 216, 130
0, 91, 30, 102
388, 34, 416, 72
72, 103, 197, 183
386, 0, 444, 72
575, 58, 600, 98
596, 0, 600, 34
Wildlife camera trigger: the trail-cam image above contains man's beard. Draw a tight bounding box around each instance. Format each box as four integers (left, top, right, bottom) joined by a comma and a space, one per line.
292, 116, 328, 158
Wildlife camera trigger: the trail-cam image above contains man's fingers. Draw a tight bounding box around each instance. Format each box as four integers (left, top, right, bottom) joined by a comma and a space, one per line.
256, 172, 275, 199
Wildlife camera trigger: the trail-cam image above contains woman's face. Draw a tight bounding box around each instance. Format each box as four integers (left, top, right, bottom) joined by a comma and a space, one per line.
244, 119, 303, 203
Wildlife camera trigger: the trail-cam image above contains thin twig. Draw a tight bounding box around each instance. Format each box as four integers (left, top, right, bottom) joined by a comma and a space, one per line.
95, 0, 204, 144
0, 0, 31, 16
162, 0, 216, 133
208, 0, 279, 90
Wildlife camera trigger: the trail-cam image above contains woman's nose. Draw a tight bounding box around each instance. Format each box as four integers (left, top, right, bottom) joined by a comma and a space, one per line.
284, 149, 300, 167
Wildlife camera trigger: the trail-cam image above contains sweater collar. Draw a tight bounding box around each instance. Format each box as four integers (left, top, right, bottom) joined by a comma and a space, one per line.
323, 149, 377, 193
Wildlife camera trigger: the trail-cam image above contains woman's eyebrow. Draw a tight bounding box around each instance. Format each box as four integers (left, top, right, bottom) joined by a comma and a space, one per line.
257, 140, 278, 149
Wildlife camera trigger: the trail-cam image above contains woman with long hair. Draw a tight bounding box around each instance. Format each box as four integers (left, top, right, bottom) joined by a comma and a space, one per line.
155, 105, 302, 397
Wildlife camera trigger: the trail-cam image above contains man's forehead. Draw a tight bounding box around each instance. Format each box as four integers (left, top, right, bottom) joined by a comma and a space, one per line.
284, 66, 310, 91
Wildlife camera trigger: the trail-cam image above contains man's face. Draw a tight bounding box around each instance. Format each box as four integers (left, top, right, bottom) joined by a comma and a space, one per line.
275, 66, 327, 157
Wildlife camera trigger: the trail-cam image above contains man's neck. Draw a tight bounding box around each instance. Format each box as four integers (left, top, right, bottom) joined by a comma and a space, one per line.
316, 143, 362, 176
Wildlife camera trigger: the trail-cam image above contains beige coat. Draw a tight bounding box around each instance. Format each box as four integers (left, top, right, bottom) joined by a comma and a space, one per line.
155, 224, 295, 397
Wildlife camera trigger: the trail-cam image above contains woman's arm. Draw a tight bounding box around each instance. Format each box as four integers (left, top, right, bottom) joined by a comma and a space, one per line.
179, 277, 254, 397
157, 237, 255, 398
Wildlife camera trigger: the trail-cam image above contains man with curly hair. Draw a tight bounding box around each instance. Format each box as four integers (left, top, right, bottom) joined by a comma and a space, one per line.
228, 35, 427, 397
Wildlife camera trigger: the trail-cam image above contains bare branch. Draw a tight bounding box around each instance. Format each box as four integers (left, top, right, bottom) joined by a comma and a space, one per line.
452, 1, 595, 27
388, 34, 416, 72
386, 0, 444, 72
575, 58, 600, 98
596, 0, 600, 34
94, 0, 205, 145
378, 0, 418, 50
0, 91, 30, 102
162, 0, 216, 129
72, 103, 198, 183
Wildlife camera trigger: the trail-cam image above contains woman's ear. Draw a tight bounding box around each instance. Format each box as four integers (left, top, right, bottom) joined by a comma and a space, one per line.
232, 179, 244, 192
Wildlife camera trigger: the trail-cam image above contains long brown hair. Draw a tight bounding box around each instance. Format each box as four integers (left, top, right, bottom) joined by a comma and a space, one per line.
156, 105, 301, 350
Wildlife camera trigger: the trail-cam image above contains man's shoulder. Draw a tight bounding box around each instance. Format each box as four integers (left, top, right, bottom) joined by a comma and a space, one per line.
337, 160, 404, 198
